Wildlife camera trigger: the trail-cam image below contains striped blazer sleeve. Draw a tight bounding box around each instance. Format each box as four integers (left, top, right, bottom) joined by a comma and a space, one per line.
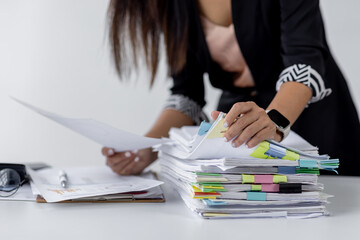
276, 64, 332, 103
279, 0, 332, 103
164, 94, 209, 125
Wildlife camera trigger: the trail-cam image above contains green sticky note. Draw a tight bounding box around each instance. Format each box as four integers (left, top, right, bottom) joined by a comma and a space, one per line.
196, 172, 222, 176
203, 188, 227, 192
242, 174, 255, 183
251, 184, 262, 191
250, 141, 276, 159
296, 168, 320, 175
283, 150, 299, 161
199, 183, 223, 187
273, 175, 287, 183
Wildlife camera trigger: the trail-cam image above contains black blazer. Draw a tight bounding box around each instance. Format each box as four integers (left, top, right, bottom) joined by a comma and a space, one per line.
170, 0, 360, 176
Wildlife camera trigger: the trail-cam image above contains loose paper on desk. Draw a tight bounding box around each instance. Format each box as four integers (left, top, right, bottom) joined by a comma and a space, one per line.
12, 97, 167, 151
27, 166, 164, 202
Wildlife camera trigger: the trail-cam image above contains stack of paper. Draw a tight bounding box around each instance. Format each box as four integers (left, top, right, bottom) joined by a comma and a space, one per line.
158, 113, 339, 219
27, 166, 164, 203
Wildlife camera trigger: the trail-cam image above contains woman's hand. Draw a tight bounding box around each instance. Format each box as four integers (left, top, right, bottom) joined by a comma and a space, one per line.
212, 101, 282, 148
101, 147, 157, 175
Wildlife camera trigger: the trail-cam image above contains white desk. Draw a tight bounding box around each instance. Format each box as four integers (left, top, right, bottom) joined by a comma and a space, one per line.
1, 175, 359, 240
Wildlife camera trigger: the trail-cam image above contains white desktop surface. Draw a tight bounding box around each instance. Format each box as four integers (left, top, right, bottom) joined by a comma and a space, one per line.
1, 175, 359, 240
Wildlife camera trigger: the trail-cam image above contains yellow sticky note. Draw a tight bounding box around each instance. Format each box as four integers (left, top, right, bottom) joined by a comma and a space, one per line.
251, 184, 262, 191
192, 186, 202, 193
206, 117, 227, 139
203, 213, 230, 217
273, 175, 287, 183
193, 196, 217, 199
204, 186, 225, 190
283, 150, 300, 161
250, 141, 276, 159
242, 174, 255, 183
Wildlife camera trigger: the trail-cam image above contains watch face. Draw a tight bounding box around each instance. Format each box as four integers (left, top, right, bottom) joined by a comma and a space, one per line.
267, 110, 290, 129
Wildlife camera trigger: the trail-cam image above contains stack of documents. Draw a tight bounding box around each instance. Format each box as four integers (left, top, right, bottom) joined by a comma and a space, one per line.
27, 166, 164, 203
158, 113, 339, 219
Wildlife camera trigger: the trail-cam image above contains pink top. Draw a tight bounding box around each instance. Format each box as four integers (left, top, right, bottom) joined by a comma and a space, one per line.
201, 16, 255, 88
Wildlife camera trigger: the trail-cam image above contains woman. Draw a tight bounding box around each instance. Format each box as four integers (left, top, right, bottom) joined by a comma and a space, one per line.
102, 0, 360, 176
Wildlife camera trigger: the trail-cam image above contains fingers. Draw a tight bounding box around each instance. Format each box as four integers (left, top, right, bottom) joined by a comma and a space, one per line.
102, 147, 153, 176
111, 155, 137, 175
224, 102, 255, 128
101, 147, 115, 157
223, 111, 259, 142
221, 101, 278, 148
231, 119, 266, 147
102, 147, 139, 175
119, 157, 144, 175
211, 111, 221, 121
107, 151, 133, 166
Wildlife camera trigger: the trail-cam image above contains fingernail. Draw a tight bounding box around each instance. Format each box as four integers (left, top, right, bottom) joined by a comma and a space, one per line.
134, 157, 140, 162
246, 144, 250, 148
223, 122, 228, 128
132, 150, 138, 154
223, 137, 228, 142
232, 142, 237, 148
125, 152, 131, 157
108, 149, 114, 156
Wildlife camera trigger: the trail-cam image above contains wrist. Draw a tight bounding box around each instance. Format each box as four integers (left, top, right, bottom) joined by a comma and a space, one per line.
274, 130, 284, 142
266, 109, 291, 142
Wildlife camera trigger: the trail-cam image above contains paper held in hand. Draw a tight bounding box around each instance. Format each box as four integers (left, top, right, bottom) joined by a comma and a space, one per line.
11, 97, 168, 152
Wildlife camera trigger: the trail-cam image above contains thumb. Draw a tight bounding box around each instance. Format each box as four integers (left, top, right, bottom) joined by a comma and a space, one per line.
211, 111, 221, 121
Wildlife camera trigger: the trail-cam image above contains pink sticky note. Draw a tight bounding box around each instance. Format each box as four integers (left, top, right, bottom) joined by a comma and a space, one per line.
254, 175, 273, 184
262, 184, 279, 192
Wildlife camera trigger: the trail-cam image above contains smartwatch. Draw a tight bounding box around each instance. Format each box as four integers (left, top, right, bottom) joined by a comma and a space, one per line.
266, 109, 290, 141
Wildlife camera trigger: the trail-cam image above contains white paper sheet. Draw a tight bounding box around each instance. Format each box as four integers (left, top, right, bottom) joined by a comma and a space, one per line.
27, 166, 163, 202
12, 97, 167, 151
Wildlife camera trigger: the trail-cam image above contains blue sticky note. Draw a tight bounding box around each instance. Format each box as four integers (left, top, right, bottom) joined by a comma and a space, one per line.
299, 159, 317, 168
203, 199, 227, 206
265, 143, 286, 158
198, 121, 213, 136
278, 166, 296, 174
246, 192, 267, 201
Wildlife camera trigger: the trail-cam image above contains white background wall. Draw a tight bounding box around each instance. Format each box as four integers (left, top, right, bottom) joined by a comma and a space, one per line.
0, 0, 359, 168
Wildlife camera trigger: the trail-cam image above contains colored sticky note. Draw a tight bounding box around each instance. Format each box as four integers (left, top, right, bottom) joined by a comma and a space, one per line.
278, 166, 297, 174
206, 117, 227, 139
261, 184, 279, 192
242, 174, 255, 183
251, 184, 262, 191
273, 175, 287, 183
199, 183, 223, 187
203, 199, 227, 206
203, 213, 230, 217
196, 172, 221, 176
250, 141, 276, 159
279, 183, 302, 193
247, 192, 267, 201
198, 121, 212, 136
296, 168, 320, 175
283, 150, 299, 161
299, 159, 318, 168
254, 175, 273, 184
265, 143, 287, 158
192, 186, 202, 192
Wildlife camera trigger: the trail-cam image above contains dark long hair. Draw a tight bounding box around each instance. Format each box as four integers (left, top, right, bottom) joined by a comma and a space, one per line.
108, 0, 189, 85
